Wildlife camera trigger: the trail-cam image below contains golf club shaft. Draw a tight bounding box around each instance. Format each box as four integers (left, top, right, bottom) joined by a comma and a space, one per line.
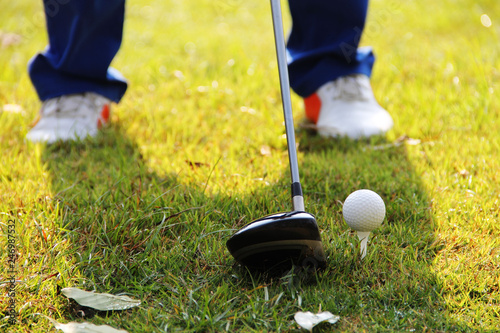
270, 0, 304, 211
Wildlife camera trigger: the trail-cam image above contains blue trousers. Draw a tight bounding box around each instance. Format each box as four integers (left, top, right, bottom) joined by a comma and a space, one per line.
29, 0, 373, 102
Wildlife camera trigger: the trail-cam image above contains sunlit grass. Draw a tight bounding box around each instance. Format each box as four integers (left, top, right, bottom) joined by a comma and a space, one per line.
1, 0, 500, 331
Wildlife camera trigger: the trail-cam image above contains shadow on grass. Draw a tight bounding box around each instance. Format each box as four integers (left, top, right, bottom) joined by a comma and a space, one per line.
41, 123, 239, 326
40, 122, 471, 332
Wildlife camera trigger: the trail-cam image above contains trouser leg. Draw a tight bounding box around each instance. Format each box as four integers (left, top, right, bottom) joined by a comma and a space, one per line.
286, 0, 374, 97
29, 0, 127, 102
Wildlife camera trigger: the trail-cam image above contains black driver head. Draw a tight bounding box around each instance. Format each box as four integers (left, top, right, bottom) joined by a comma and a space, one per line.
226, 211, 326, 272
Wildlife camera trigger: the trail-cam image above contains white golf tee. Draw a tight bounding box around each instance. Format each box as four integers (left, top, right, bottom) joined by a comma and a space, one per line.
357, 231, 371, 259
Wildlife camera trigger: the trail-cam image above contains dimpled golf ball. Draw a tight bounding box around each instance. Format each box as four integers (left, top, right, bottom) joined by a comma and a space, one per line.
343, 189, 386, 232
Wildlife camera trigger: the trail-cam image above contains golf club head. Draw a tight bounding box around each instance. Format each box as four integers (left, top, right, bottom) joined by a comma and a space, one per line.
226, 211, 326, 272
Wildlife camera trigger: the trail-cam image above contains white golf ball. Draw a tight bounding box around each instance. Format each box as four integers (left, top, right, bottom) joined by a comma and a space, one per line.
343, 189, 386, 232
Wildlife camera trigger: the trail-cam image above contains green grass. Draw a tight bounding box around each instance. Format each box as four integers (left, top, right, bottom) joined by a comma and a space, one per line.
1, 0, 500, 331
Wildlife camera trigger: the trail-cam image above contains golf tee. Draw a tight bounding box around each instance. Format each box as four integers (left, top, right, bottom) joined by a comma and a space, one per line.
357, 231, 371, 260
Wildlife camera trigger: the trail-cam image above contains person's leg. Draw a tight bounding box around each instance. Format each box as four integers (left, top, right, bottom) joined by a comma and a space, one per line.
29, 0, 127, 103
26, 0, 127, 143
287, 0, 373, 97
286, 0, 393, 139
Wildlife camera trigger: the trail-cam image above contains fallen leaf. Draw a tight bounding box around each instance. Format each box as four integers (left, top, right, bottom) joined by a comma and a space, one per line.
294, 311, 340, 331
185, 160, 210, 170
46, 317, 128, 333
61, 287, 141, 311
240, 106, 256, 114
0, 31, 22, 48
260, 145, 271, 156
3, 104, 24, 113
366, 135, 423, 151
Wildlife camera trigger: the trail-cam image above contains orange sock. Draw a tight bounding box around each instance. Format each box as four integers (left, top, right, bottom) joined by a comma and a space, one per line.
304, 93, 321, 124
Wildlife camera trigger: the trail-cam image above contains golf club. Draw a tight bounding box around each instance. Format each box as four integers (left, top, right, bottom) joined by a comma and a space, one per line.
226, 0, 326, 272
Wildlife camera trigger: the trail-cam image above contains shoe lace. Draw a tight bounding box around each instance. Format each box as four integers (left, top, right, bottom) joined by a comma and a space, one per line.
324, 74, 374, 102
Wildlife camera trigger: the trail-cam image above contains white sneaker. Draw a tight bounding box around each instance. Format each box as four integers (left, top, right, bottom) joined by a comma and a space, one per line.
304, 74, 393, 139
26, 92, 111, 143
